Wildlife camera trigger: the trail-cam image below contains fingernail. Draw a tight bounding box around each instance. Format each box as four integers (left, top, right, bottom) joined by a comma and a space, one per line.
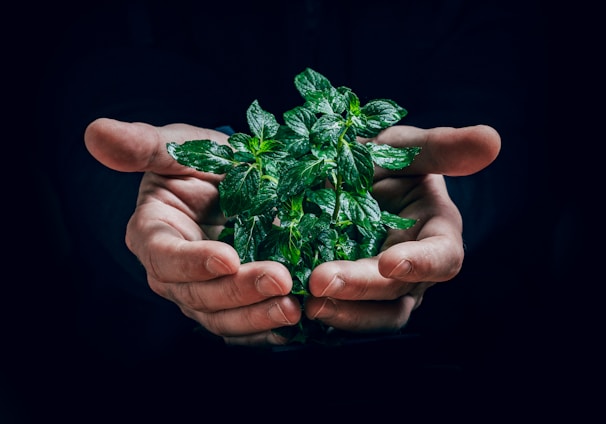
319, 275, 345, 297
388, 259, 412, 278
268, 303, 292, 325
311, 297, 337, 320
206, 256, 231, 275
255, 273, 284, 296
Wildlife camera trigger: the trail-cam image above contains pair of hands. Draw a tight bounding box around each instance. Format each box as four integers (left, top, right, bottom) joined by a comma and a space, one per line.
84, 118, 500, 346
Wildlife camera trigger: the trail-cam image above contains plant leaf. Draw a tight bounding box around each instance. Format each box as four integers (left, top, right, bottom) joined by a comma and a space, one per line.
294, 67, 333, 98
338, 141, 374, 193
310, 114, 346, 146
367, 143, 421, 170
247, 100, 280, 140
219, 164, 260, 217
234, 215, 272, 263
277, 157, 331, 200
341, 191, 381, 227
283, 106, 317, 137
381, 211, 417, 229
166, 140, 234, 174
358, 99, 407, 138
306, 188, 336, 217
248, 179, 278, 216
228, 132, 253, 153
274, 125, 311, 157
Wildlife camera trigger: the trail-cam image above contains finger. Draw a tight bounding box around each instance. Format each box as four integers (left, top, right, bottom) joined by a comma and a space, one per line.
308, 225, 463, 301
378, 236, 464, 284
376, 177, 465, 283
371, 125, 501, 177
156, 261, 294, 312
84, 117, 229, 175
125, 208, 241, 283
308, 258, 415, 301
305, 295, 418, 333
187, 296, 301, 338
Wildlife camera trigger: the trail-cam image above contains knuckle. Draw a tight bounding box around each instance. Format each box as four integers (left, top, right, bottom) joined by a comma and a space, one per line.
176, 282, 212, 312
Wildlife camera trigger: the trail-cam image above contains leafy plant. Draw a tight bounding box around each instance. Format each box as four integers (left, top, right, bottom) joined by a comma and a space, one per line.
167, 68, 420, 344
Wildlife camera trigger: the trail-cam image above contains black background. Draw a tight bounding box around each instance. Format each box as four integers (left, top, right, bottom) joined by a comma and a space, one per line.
3, 1, 596, 421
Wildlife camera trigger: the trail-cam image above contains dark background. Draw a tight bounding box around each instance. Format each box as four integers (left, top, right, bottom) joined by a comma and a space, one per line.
3, 0, 596, 421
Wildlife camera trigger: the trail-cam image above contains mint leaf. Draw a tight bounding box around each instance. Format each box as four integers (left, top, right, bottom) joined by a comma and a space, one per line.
367, 142, 421, 170
283, 106, 316, 137
247, 100, 280, 140
166, 67, 421, 345
294, 67, 333, 98
358, 99, 408, 138
337, 141, 374, 194
166, 140, 234, 174
381, 211, 417, 230
219, 164, 260, 217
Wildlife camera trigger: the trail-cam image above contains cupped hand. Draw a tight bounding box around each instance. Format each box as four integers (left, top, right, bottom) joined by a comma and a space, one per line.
84, 118, 302, 346
304, 125, 501, 334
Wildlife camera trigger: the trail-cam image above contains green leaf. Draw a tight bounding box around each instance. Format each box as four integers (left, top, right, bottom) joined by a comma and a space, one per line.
283, 106, 316, 137
316, 227, 338, 262
228, 133, 253, 153
337, 141, 374, 193
277, 194, 304, 226
259, 225, 302, 266
335, 231, 359, 260
294, 68, 347, 115
358, 99, 407, 138
357, 223, 386, 257
367, 143, 421, 170
341, 191, 382, 227
166, 140, 234, 174
280, 226, 303, 266
164, 67, 421, 345
247, 100, 280, 140
234, 215, 272, 263
340, 87, 360, 114
294, 68, 333, 98
248, 179, 278, 216
306, 188, 336, 217
310, 114, 346, 146
291, 267, 312, 295
274, 125, 311, 157
277, 157, 331, 200
303, 90, 335, 115
219, 164, 260, 217
381, 211, 417, 230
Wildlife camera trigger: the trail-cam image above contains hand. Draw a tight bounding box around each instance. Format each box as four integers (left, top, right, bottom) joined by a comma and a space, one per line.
304, 125, 501, 334
85, 118, 302, 346
85, 119, 499, 346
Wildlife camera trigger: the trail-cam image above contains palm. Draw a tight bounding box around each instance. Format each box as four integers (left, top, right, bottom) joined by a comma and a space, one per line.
138, 170, 227, 241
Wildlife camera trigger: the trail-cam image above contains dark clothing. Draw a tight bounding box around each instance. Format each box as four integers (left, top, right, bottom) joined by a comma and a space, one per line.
17, 0, 553, 417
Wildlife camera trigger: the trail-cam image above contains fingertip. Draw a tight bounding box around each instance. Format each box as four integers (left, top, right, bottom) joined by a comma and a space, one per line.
206, 256, 237, 276
473, 124, 501, 164
307, 260, 340, 297
206, 242, 242, 275
83, 117, 111, 158
84, 117, 157, 172
432, 124, 502, 176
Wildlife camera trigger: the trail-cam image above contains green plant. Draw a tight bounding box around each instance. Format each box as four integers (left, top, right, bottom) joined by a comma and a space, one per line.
167, 68, 420, 344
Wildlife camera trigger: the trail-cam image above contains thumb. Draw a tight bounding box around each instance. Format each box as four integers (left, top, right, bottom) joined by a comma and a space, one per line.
84, 118, 230, 174
371, 124, 501, 177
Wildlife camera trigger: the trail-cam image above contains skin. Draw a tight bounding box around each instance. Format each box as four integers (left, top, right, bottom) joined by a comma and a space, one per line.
84, 118, 500, 346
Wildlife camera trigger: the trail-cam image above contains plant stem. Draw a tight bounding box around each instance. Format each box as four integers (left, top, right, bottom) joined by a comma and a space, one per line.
332, 174, 342, 222
331, 121, 352, 222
